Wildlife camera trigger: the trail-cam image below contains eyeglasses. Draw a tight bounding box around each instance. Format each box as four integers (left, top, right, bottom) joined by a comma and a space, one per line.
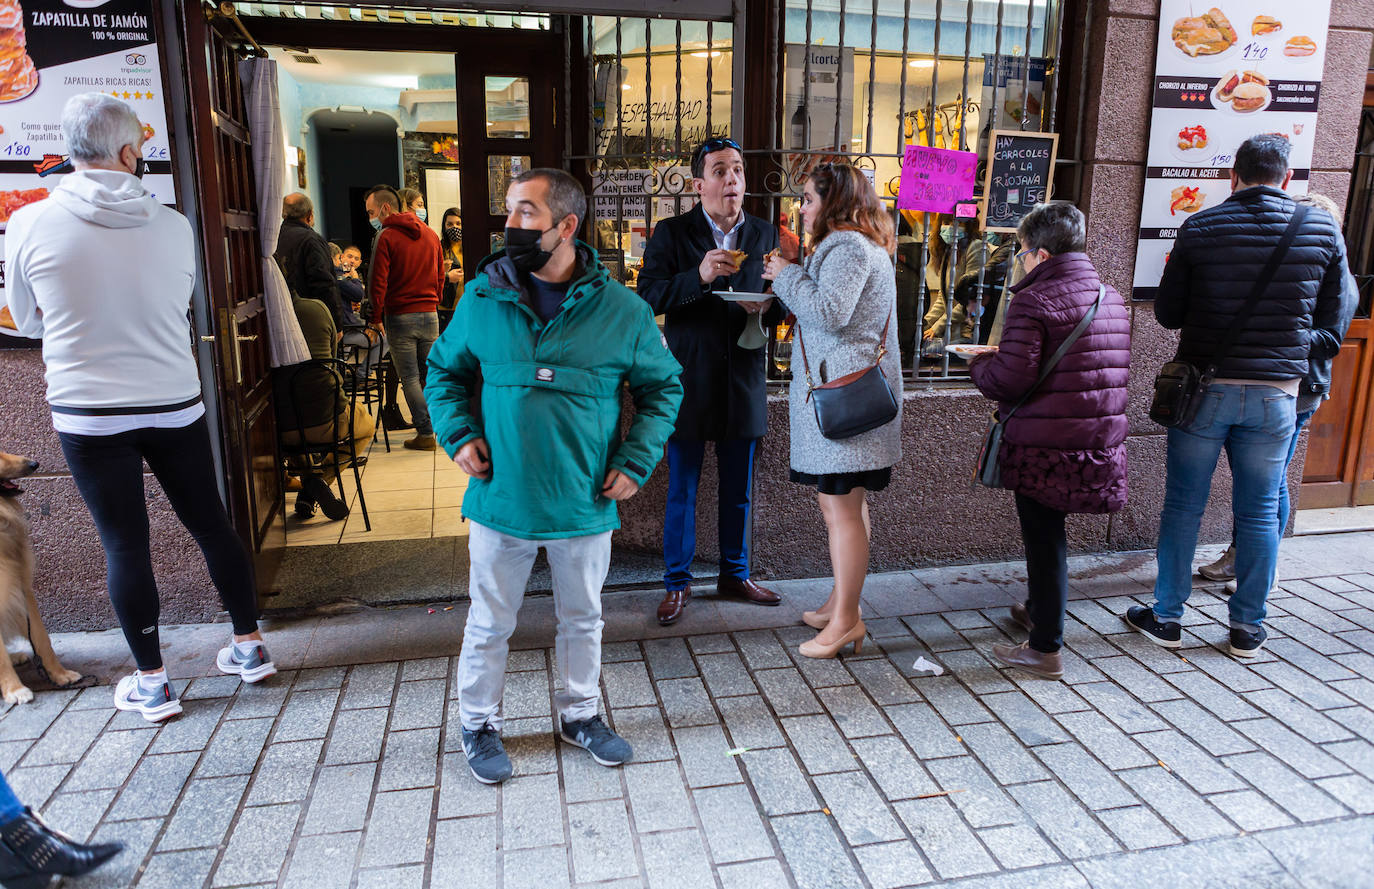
1016, 248, 1036, 261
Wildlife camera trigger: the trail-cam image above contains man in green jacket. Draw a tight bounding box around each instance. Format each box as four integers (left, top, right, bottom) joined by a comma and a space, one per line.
426, 168, 683, 785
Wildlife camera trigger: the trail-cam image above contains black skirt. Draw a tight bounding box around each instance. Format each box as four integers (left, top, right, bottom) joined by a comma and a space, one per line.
789, 466, 892, 495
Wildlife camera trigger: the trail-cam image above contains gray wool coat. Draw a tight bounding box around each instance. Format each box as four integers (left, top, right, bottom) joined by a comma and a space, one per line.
772, 230, 903, 475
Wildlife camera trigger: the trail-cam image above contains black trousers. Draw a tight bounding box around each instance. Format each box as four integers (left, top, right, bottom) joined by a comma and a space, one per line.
1015, 492, 1068, 653
59, 417, 260, 670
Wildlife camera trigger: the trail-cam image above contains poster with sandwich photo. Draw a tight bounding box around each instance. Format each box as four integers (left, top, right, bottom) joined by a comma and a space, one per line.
0, 0, 173, 340
1131, 0, 1330, 300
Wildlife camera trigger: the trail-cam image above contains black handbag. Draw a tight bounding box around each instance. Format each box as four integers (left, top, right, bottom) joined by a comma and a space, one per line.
1149, 205, 1308, 428
797, 310, 898, 440
976, 284, 1105, 488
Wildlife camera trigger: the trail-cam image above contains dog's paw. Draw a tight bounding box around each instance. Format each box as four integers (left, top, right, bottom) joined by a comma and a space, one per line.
8, 651, 29, 667
49, 668, 84, 688
3, 685, 34, 705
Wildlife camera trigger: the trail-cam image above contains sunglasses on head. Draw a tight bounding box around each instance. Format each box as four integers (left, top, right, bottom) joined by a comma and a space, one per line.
698, 137, 741, 154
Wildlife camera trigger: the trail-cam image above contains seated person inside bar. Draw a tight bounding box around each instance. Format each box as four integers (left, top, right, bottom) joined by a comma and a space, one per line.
274, 283, 377, 521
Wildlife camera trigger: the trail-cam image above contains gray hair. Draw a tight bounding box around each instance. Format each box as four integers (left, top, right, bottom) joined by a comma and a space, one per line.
328, 241, 342, 260
61, 93, 143, 164
282, 192, 313, 222
1017, 201, 1086, 256
513, 168, 587, 227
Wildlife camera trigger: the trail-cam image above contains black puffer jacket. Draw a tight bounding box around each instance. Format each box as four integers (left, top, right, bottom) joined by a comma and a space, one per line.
1157, 186, 1349, 383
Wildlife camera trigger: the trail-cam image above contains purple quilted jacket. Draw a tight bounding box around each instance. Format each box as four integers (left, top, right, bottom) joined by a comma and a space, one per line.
969, 252, 1130, 514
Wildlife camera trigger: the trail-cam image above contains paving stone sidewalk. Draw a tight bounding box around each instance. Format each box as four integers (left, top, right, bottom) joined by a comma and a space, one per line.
7, 532, 1374, 889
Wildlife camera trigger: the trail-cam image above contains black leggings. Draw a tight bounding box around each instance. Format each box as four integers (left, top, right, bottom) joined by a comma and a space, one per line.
59, 417, 260, 670
1015, 492, 1069, 653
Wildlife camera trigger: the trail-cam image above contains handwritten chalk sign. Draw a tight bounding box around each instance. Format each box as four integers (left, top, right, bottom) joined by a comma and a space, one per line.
896, 144, 978, 213
981, 129, 1059, 233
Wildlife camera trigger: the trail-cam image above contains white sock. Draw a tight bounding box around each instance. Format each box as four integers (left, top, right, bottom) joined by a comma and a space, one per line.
136, 669, 168, 692
232, 640, 262, 658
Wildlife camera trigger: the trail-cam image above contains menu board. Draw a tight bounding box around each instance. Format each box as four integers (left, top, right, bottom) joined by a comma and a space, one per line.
981, 130, 1058, 233
0, 0, 173, 340
1131, 0, 1331, 300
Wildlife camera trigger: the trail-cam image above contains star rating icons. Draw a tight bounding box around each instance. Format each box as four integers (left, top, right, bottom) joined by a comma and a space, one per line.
108, 89, 156, 100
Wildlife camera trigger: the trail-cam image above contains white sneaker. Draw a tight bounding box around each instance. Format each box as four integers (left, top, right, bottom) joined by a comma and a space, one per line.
113, 674, 183, 722
216, 641, 278, 684
1223, 579, 1281, 595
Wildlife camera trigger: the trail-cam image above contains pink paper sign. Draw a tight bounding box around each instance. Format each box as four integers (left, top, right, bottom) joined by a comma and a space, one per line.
897, 144, 979, 213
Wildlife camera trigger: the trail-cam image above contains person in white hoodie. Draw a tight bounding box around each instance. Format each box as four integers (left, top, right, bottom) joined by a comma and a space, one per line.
5, 93, 276, 722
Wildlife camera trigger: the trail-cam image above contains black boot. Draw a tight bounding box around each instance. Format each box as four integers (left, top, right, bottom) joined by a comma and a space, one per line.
0, 808, 123, 887
303, 476, 349, 521
381, 404, 413, 431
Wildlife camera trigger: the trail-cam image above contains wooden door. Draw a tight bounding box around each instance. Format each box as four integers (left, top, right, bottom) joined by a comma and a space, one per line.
181, 8, 281, 580
1302, 315, 1374, 507
455, 28, 567, 276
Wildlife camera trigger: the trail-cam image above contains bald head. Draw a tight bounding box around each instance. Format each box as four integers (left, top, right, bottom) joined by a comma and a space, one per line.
283, 193, 313, 223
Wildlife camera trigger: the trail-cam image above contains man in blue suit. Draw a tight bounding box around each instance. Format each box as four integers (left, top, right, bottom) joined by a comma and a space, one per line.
637, 137, 786, 625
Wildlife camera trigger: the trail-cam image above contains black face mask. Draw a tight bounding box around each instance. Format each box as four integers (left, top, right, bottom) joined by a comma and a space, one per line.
503, 224, 560, 274
133, 157, 146, 179
443, 226, 462, 242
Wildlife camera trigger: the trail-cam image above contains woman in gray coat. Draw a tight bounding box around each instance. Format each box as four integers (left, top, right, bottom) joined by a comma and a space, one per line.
764, 163, 902, 659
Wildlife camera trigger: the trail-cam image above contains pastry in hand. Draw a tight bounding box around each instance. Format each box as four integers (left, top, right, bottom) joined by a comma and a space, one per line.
725, 249, 748, 267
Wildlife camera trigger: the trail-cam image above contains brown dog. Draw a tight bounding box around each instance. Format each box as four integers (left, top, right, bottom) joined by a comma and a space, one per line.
0, 452, 84, 703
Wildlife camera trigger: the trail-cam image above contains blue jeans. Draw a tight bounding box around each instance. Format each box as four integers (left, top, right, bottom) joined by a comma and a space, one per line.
385, 312, 439, 436
1154, 384, 1296, 632
0, 771, 24, 823
663, 438, 757, 590
1278, 410, 1315, 534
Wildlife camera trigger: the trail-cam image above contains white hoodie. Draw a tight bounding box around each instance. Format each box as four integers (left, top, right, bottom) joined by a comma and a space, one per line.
5, 169, 201, 415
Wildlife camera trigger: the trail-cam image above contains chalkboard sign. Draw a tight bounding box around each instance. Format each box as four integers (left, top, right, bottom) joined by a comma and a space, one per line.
981, 129, 1059, 233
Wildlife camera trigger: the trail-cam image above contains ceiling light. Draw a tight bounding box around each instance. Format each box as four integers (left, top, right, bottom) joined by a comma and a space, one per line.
908, 59, 935, 68
691, 50, 722, 58
622, 83, 633, 90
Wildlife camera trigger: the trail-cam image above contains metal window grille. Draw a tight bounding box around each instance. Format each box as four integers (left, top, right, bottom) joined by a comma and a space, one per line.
570, 1, 1065, 385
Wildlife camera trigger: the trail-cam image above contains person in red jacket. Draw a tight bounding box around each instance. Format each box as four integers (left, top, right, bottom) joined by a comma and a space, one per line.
365, 184, 444, 450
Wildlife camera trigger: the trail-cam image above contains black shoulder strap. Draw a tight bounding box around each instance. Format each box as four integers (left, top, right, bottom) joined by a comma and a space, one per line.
1003, 284, 1106, 421
1203, 204, 1308, 377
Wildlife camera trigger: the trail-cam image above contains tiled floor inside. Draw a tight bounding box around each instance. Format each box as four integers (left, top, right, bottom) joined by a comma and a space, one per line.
284, 425, 469, 546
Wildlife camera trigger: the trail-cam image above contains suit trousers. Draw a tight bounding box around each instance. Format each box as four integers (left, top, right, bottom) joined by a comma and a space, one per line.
457, 522, 612, 731
663, 437, 756, 591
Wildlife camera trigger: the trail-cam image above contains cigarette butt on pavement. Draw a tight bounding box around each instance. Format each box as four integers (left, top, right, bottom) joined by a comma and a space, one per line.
914, 789, 967, 799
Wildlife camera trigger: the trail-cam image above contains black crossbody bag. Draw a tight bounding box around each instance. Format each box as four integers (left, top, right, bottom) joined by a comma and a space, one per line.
1149, 205, 1308, 428
796, 310, 899, 440
975, 284, 1105, 488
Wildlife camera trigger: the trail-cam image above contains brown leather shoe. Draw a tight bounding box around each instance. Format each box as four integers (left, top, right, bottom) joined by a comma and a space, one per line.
716, 577, 782, 606
657, 587, 690, 626
992, 641, 1063, 680
1009, 602, 1033, 633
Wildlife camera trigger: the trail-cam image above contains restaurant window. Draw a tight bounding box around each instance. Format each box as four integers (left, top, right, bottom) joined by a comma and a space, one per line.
766, 0, 1066, 384
574, 17, 734, 287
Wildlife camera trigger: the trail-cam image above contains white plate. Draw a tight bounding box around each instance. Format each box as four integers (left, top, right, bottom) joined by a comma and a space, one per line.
946, 344, 996, 358
1211, 81, 1272, 115
712, 291, 772, 302
1170, 126, 1216, 165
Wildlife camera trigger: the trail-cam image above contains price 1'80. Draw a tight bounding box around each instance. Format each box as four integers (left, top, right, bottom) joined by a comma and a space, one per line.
1, 143, 32, 157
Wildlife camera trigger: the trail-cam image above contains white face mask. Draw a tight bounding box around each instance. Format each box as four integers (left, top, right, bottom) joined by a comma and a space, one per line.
414, 207, 427, 222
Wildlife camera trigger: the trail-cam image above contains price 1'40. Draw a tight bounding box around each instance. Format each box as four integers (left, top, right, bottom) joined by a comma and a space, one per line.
1241, 42, 1269, 61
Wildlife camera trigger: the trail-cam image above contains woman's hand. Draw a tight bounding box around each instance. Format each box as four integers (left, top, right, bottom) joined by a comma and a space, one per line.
446, 268, 463, 284
762, 253, 792, 282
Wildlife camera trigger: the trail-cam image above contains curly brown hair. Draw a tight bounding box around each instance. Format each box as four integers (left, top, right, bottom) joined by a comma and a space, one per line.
807, 163, 895, 251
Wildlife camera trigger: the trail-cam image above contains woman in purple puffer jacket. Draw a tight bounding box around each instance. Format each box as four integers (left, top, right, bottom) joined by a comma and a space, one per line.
969, 201, 1130, 680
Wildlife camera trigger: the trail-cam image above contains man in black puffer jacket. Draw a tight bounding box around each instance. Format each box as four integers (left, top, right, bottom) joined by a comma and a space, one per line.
1125, 134, 1352, 661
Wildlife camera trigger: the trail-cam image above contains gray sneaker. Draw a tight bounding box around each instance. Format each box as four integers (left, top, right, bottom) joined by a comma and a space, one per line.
216, 642, 277, 684
461, 724, 513, 785
113, 674, 182, 723
560, 715, 632, 767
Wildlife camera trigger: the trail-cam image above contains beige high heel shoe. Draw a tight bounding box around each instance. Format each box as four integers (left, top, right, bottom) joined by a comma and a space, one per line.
802, 610, 831, 630
798, 620, 866, 659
